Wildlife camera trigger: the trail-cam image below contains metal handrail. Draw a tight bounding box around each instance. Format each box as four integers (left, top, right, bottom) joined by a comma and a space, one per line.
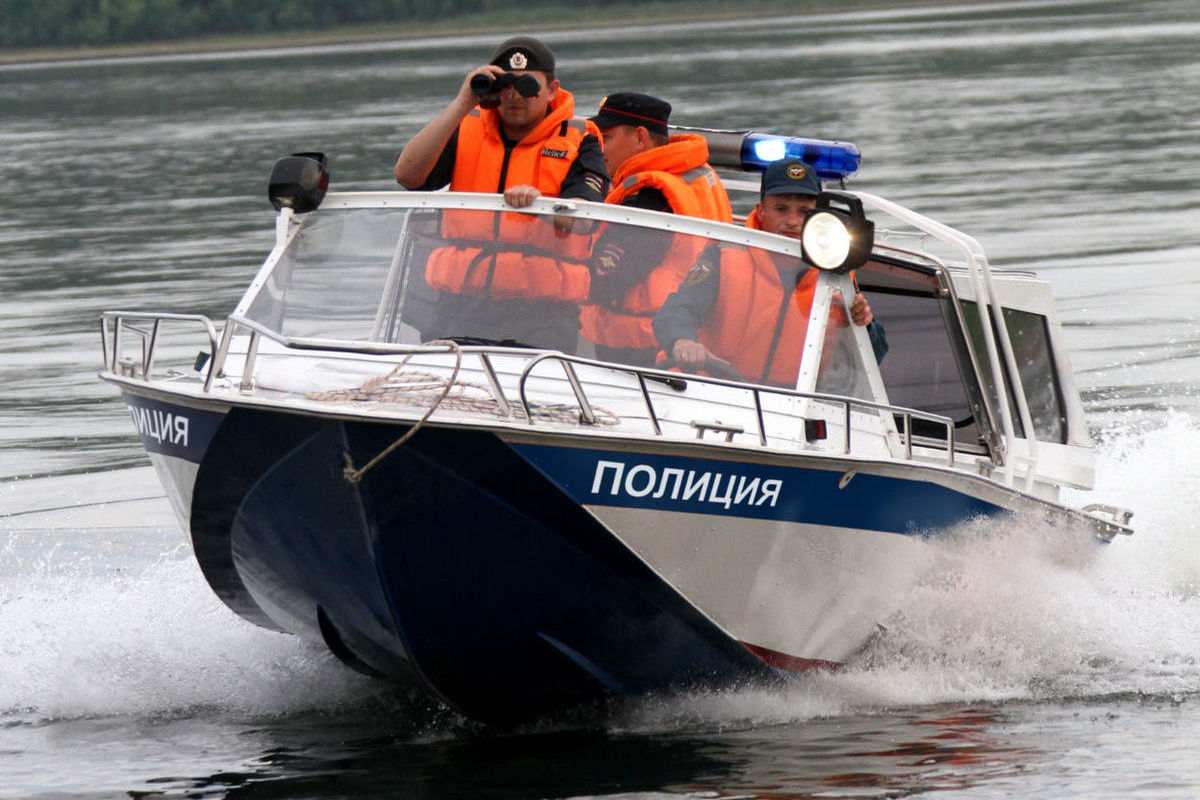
100, 311, 220, 391
478, 352, 513, 418
103, 311, 958, 467
516, 353, 956, 466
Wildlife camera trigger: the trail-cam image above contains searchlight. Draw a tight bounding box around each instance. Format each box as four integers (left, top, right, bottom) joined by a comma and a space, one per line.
801, 191, 875, 272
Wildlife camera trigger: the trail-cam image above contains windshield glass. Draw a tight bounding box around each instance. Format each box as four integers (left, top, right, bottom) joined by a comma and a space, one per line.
238, 196, 879, 393
815, 288, 874, 401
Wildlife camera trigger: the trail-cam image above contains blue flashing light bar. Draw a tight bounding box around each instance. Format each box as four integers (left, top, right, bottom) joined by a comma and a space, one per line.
668, 126, 862, 183
740, 133, 861, 182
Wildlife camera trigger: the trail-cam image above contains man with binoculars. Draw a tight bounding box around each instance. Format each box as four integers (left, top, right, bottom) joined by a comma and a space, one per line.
394, 35, 607, 206
394, 36, 609, 353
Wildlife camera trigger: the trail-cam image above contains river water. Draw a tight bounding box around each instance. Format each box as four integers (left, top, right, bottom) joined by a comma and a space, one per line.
2, 1, 1199, 797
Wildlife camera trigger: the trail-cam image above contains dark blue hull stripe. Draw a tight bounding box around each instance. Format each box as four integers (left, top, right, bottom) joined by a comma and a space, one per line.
510, 442, 1006, 535
122, 391, 223, 464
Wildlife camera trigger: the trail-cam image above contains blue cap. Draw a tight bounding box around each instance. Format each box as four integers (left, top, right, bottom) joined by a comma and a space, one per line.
760, 158, 821, 197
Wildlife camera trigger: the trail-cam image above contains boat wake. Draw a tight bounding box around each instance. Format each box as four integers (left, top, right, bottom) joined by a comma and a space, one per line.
619, 413, 1200, 730
2, 415, 1197, 729
0, 538, 376, 725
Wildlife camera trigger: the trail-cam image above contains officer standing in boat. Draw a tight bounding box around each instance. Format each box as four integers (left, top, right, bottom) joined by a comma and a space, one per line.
580, 92, 733, 366
653, 157, 886, 386
394, 36, 609, 353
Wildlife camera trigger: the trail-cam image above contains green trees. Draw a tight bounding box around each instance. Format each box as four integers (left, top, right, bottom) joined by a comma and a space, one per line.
0, 0, 514, 49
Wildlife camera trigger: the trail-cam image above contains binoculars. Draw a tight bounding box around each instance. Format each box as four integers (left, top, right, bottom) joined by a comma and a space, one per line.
470, 72, 542, 108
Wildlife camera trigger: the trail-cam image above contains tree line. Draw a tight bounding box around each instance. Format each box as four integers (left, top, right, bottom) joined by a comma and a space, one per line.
0, 0, 636, 49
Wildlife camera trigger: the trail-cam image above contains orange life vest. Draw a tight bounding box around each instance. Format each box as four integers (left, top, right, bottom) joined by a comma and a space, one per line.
580, 133, 732, 349
426, 89, 600, 302
698, 209, 850, 386
605, 134, 731, 221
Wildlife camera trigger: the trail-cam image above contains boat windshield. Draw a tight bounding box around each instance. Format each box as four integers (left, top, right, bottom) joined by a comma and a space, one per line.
237, 193, 865, 392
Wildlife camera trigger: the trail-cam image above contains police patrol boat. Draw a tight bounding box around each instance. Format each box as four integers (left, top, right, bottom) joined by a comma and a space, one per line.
99, 130, 1132, 724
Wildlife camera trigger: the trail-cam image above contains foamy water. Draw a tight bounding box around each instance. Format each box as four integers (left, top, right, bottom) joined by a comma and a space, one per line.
0, 533, 363, 723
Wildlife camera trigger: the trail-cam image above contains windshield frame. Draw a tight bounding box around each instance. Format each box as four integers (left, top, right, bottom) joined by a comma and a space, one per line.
221, 191, 901, 408
228, 190, 812, 346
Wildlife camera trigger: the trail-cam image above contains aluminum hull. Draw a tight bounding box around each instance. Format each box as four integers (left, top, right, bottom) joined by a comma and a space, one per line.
114, 386, 1094, 723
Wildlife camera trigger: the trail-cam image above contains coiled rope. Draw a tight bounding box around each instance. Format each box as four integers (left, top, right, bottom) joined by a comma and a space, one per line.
311, 342, 619, 483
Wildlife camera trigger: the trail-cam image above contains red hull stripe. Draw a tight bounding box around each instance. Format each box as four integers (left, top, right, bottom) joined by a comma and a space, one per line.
740, 641, 839, 674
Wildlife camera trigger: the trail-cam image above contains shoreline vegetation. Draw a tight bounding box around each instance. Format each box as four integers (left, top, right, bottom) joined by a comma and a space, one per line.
1, 0, 958, 66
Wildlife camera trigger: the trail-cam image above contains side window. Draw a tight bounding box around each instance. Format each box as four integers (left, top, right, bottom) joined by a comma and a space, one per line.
855, 258, 986, 449
1002, 307, 1066, 443
872, 291, 974, 422
960, 302, 1066, 444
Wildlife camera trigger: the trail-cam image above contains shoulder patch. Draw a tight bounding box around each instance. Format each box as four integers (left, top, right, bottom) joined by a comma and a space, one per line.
583, 172, 606, 197
595, 241, 625, 277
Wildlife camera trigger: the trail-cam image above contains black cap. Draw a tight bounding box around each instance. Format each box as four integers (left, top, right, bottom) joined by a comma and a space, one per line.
490, 36, 555, 73
760, 158, 821, 198
590, 92, 671, 136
